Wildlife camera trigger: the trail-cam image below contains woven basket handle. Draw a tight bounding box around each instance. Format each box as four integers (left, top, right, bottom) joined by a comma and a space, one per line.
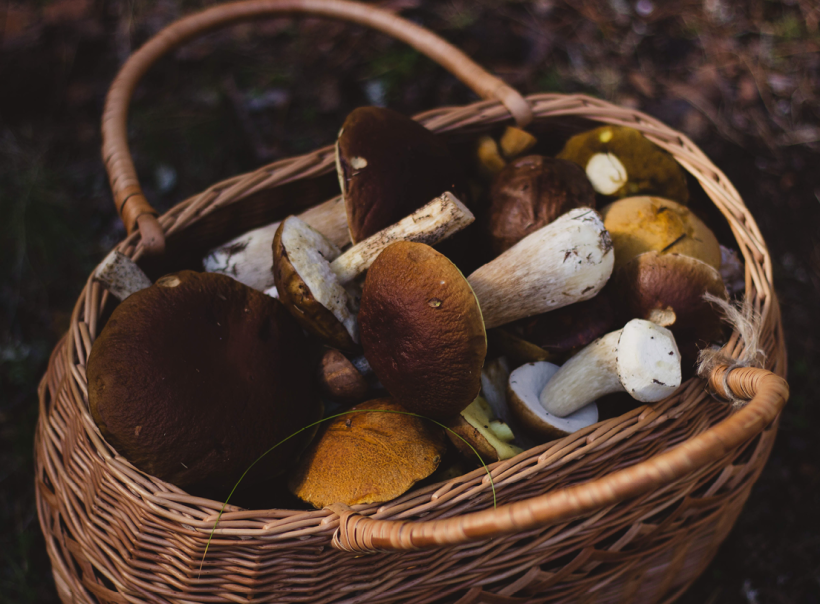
102, 0, 532, 255
327, 365, 788, 553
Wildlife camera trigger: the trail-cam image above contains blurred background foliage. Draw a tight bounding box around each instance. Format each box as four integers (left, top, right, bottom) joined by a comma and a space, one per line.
1, 0, 818, 602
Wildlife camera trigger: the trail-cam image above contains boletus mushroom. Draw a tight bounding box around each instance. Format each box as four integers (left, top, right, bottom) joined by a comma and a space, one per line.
486, 155, 597, 255
557, 125, 689, 203
288, 398, 446, 508
539, 319, 682, 417
336, 106, 469, 243
359, 209, 614, 419
613, 251, 728, 367
273, 192, 474, 351
87, 265, 321, 488
601, 196, 721, 271
446, 396, 523, 463
507, 362, 599, 440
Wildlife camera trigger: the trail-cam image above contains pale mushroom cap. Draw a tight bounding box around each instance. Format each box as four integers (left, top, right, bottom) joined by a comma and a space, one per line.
508, 362, 599, 440
616, 319, 681, 402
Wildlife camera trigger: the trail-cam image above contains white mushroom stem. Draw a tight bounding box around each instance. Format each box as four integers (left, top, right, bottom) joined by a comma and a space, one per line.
93, 250, 152, 300
539, 319, 682, 417
467, 208, 614, 329
330, 192, 473, 284
203, 195, 349, 291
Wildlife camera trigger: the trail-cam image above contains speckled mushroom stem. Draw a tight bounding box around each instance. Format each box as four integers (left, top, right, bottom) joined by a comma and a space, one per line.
539, 319, 682, 418
467, 207, 614, 329
203, 195, 349, 291
330, 192, 473, 285
93, 250, 152, 301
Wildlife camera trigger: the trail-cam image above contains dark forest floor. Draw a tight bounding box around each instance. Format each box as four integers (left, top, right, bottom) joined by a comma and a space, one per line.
1, 0, 819, 602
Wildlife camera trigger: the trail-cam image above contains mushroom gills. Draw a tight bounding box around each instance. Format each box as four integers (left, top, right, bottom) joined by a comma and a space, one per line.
280, 217, 358, 344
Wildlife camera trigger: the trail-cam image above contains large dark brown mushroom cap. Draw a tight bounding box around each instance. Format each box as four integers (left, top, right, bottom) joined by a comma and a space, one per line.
487, 155, 597, 255
87, 271, 321, 488
336, 106, 468, 243
288, 398, 446, 508
359, 242, 487, 420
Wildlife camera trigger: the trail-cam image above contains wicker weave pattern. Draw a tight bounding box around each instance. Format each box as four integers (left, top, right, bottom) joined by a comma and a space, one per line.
36, 93, 787, 603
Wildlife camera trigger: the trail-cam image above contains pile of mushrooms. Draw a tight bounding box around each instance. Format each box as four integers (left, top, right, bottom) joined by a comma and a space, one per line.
86, 112, 739, 510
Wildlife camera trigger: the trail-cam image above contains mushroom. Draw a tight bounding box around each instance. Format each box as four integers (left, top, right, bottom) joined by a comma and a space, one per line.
601, 196, 721, 271
514, 287, 617, 357
358, 242, 487, 420
203, 195, 349, 292
486, 155, 597, 254
557, 125, 689, 203
274, 192, 474, 350
335, 106, 469, 243
613, 251, 728, 366
467, 207, 615, 329
316, 348, 369, 404
87, 264, 321, 488
507, 362, 599, 440
94, 249, 152, 300
287, 398, 446, 508
538, 319, 681, 417
476, 135, 507, 178
446, 396, 523, 463
499, 126, 537, 159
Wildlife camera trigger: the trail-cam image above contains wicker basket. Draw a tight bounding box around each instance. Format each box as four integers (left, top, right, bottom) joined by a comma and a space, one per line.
35, 1, 790, 602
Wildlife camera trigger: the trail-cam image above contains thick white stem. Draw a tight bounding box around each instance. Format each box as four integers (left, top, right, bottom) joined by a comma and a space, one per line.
539, 330, 623, 417
93, 250, 152, 301
329, 193, 474, 285
203, 195, 349, 291
540, 319, 681, 417
467, 208, 614, 329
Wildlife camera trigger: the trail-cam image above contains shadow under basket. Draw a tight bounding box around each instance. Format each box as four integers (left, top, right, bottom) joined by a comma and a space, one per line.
35, 1, 789, 603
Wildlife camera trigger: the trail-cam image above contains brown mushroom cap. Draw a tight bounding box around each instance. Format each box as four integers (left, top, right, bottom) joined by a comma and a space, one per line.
601, 196, 722, 271
359, 241, 487, 420
316, 348, 369, 404
87, 270, 321, 488
273, 216, 359, 352
487, 155, 597, 255
557, 125, 689, 203
515, 287, 617, 357
335, 106, 469, 243
287, 398, 446, 508
614, 251, 728, 364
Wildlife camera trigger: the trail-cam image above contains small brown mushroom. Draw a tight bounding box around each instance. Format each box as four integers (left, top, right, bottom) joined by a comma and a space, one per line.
486, 155, 597, 254
613, 251, 728, 366
316, 348, 369, 404
557, 125, 689, 203
287, 398, 446, 508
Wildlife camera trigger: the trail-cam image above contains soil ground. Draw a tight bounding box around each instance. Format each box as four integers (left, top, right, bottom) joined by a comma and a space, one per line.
1, 1, 819, 602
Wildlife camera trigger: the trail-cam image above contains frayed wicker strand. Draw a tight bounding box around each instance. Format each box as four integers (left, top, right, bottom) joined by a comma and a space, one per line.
698, 294, 767, 407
